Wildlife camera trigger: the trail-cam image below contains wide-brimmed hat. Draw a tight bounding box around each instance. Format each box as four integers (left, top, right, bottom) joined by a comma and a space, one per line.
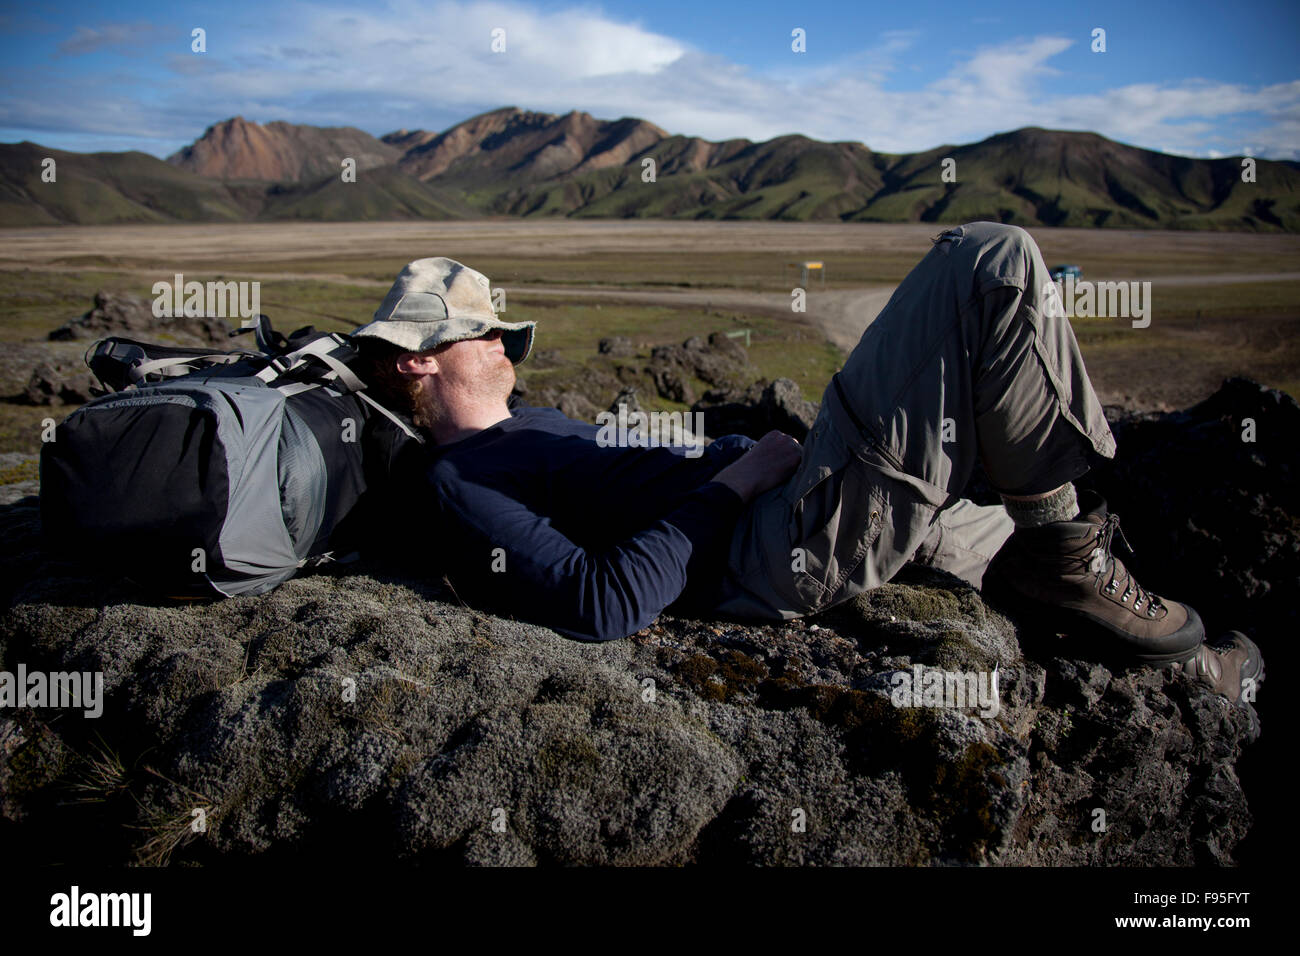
351, 257, 534, 364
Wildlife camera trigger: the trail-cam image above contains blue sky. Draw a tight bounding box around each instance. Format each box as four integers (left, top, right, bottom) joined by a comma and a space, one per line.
1, 0, 1297, 159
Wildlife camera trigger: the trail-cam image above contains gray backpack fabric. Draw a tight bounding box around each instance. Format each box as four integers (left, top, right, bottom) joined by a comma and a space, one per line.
40, 324, 421, 598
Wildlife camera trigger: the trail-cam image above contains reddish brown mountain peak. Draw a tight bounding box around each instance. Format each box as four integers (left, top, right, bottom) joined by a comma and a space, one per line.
168, 118, 398, 182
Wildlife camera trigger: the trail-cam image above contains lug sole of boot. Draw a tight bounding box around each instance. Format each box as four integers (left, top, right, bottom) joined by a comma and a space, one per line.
1213, 632, 1265, 742
1223, 631, 1265, 686
1244, 641, 1264, 742
1212, 631, 1265, 704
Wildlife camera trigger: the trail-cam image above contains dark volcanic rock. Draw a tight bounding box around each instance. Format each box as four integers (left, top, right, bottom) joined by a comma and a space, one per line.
598, 336, 636, 357
526, 349, 568, 370
694, 378, 820, 441
22, 362, 98, 405
651, 365, 694, 404
760, 378, 819, 440
703, 331, 750, 366
691, 382, 764, 437
48, 290, 233, 346
645, 332, 754, 404
555, 390, 600, 423
607, 387, 642, 416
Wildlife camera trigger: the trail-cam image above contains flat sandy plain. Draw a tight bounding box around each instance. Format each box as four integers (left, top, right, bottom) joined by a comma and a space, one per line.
5, 218, 1299, 264
0, 220, 1297, 455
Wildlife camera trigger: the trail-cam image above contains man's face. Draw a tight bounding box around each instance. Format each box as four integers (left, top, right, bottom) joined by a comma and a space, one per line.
442, 328, 513, 383
420, 328, 515, 404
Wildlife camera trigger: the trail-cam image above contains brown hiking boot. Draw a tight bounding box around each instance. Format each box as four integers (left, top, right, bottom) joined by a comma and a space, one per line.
1170, 631, 1264, 704
984, 491, 1204, 663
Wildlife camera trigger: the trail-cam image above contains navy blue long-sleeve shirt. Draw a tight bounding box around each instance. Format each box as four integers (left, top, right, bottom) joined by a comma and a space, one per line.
424, 405, 755, 641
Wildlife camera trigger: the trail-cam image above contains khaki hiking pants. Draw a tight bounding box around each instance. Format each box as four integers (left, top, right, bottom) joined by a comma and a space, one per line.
714, 222, 1118, 621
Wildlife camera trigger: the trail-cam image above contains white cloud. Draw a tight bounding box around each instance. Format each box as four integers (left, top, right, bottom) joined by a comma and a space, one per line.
932, 34, 1072, 103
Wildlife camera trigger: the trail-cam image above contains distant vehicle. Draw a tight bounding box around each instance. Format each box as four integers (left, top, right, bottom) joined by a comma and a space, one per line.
1050, 264, 1083, 282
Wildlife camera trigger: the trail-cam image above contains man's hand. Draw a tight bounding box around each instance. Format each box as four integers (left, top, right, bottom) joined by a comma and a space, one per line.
711, 430, 803, 504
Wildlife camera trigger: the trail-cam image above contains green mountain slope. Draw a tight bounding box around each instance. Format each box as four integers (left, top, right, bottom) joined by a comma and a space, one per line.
257, 164, 478, 221
848, 128, 1300, 231
0, 142, 249, 226
4, 114, 1298, 231
471, 124, 1300, 231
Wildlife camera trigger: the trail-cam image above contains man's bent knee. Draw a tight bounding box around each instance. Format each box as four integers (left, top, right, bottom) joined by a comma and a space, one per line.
953, 221, 1034, 249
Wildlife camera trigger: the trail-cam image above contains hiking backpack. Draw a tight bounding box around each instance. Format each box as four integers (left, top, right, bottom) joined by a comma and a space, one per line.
39, 317, 424, 598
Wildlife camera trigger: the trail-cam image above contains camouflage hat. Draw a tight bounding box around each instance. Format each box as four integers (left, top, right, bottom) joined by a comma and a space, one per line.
351, 257, 534, 364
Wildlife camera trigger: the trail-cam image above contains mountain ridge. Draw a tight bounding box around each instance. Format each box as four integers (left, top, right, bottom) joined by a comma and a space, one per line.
168, 116, 401, 182
1, 109, 1295, 231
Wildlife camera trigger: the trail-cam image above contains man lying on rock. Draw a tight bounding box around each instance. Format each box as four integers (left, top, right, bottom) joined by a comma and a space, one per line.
350, 223, 1261, 707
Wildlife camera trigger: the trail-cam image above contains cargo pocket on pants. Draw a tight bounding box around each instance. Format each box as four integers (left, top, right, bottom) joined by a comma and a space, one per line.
785, 423, 890, 613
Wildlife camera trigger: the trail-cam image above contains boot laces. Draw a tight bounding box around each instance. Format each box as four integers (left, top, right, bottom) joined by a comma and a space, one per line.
1088, 513, 1164, 615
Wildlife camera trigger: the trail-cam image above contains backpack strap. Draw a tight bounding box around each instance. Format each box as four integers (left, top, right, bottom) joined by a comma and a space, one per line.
255, 334, 365, 391
85, 338, 262, 392
260, 334, 424, 443
299, 347, 366, 393
127, 352, 248, 385
275, 381, 322, 397
229, 314, 286, 355
356, 391, 423, 442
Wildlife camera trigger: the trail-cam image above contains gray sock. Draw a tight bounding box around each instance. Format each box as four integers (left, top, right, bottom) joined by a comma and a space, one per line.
1001, 483, 1078, 529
